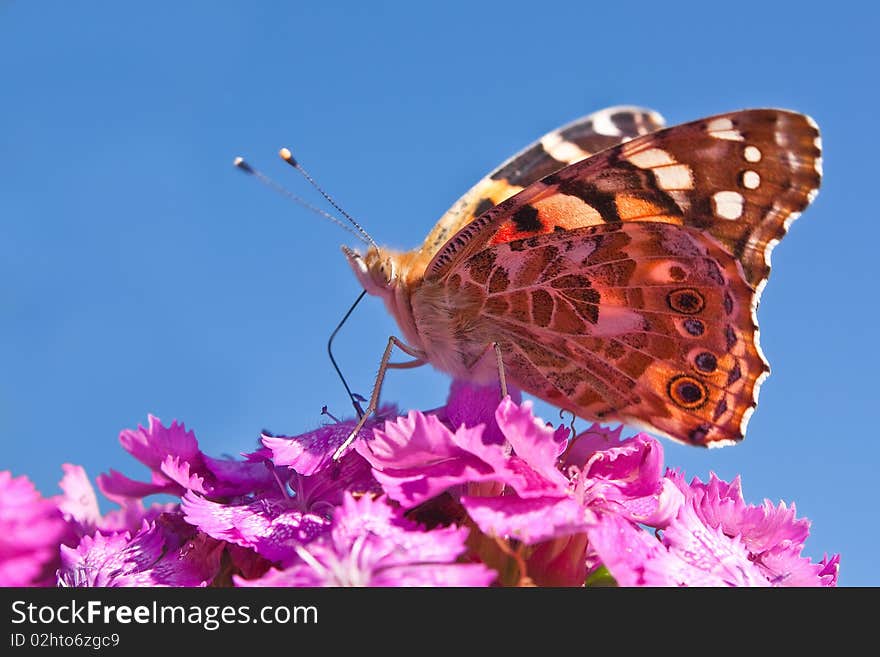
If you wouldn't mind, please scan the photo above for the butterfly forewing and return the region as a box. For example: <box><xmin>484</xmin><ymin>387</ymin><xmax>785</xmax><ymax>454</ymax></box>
<box><xmin>420</xmin><ymin>106</ymin><xmax>667</xmax><ymax>259</ymax></box>
<box><xmin>426</xmin><ymin>109</ymin><xmax>821</xmax><ymax>295</ymax></box>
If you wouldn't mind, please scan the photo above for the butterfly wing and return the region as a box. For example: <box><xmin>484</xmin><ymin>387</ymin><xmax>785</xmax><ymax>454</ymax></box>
<box><xmin>414</xmin><ymin>222</ymin><xmax>764</xmax><ymax>446</ymax></box>
<box><xmin>426</xmin><ymin>109</ymin><xmax>821</xmax><ymax>292</ymax></box>
<box><xmin>419</xmin><ymin>106</ymin><xmax>666</xmax><ymax>258</ymax></box>
<box><xmin>414</xmin><ymin>108</ymin><xmax>821</xmax><ymax>445</ymax></box>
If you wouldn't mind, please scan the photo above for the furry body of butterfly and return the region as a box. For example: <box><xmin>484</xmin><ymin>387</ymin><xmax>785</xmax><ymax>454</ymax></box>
<box><xmin>344</xmin><ymin>106</ymin><xmax>822</xmax><ymax>450</ymax></box>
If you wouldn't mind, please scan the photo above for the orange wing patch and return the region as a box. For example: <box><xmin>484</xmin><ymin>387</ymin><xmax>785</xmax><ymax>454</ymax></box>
<box><xmin>489</xmin><ymin>195</ymin><xmax>606</xmax><ymax>245</ymax></box>
<box><xmin>614</xmin><ymin>194</ymin><xmax>682</xmax><ymax>223</ymax></box>
<box><xmin>420</xmin><ymin>106</ymin><xmax>667</xmax><ymax>259</ymax></box>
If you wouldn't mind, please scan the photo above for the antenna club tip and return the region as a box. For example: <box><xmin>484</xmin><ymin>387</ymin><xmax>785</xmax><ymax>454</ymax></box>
<box><xmin>279</xmin><ymin>147</ymin><xmax>298</xmax><ymax>166</ymax></box>
<box><xmin>233</xmin><ymin>156</ymin><xmax>254</xmax><ymax>174</ymax></box>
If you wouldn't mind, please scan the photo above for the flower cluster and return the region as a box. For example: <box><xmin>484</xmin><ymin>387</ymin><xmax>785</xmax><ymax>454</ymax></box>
<box><xmin>1</xmin><ymin>382</ymin><xmax>839</xmax><ymax>586</ymax></box>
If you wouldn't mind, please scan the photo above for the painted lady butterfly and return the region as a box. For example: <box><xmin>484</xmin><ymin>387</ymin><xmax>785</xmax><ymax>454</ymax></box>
<box><xmin>340</xmin><ymin>106</ymin><xmax>822</xmax><ymax>456</ymax></box>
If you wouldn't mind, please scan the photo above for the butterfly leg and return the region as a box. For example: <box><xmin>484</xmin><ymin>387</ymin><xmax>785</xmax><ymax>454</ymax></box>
<box><xmin>331</xmin><ymin>336</ymin><xmax>426</xmax><ymax>461</ymax></box>
<box><xmin>463</xmin><ymin>341</ymin><xmax>509</xmax><ymax>399</ymax></box>
<box><xmin>493</xmin><ymin>342</ymin><xmax>508</xmax><ymax>398</ymax></box>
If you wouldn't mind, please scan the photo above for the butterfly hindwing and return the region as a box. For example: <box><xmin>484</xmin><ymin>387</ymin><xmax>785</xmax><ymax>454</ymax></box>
<box><xmin>413</xmin><ymin>221</ymin><xmax>765</xmax><ymax>446</ymax></box>
<box><xmin>426</xmin><ymin>108</ymin><xmax>821</xmax><ymax>293</ymax></box>
<box><xmin>420</xmin><ymin>106</ymin><xmax>667</xmax><ymax>259</ymax></box>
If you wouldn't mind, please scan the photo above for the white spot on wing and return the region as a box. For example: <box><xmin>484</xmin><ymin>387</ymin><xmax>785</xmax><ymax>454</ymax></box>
<box><xmin>592</xmin><ymin>110</ymin><xmax>622</xmax><ymax>136</ymax></box>
<box><xmin>707</xmin><ymin>117</ymin><xmax>744</xmax><ymax>141</ymax></box>
<box><xmin>712</xmin><ymin>191</ymin><xmax>744</xmax><ymax>220</ymax></box>
<box><xmin>742</xmin><ymin>170</ymin><xmax>761</xmax><ymax>189</ymax></box>
<box><xmin>627</xmin><ymin>147</ymin><xmax>676</xmax><ymax>168</ymax></box>
<box><xmin>625</xmin><ymin>148</ymin><xmax>694</xmax><ymax>190</ymax></box>
<box><xmin>707</xmin><ymin>117</ymin><xmax>733</xmax><ymax>131</ymax></box>
<box><xmin>654</xmin><ymin>164</ymin><xmax>695</xmax><ymax>190</ymax></box>
<box><xmin>711</xmin><ymin>130</ymin><xmax>744</xmax><ymax>141</ymax></box>
<box><xmin>744</xmin><ymin>145</ymin><xmax>762</xmax><ymax>162</ymax></box>
<box><xmin>540</xmin><ymin>132</ymin><xmax>589</xmax><ymax>163</ymax></box>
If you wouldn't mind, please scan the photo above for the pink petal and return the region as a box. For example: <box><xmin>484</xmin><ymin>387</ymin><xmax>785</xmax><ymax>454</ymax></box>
<box><xmin>57</xmin><ymin>464</ymin><xmax>101</xmax><ymax>531</ymax></box>
<box><xmin>462</xmin><ymin>495</ymin><xmax>592</xmax><ymax>544</ymax></box>
<box><xmin>119</xmin><ymin>415</ymin><xmax>200</xmax><ymax>470</ymax></box>
<box><xmin>438</xmin><ymin>379</ymin><xmax>520</xmax><ymax>446</ymax></box>
<box><xmin>495</xmin><ymin>398</ymin><xmax>570</xmax><ymax>492</ymax></box>
<box><xmin>261</xmin><ymin>406</ymin><xmax>396</xmax><ymax>475</ymax></box>
<box><xmin>97</xmin><ymin>468</ymin><xmax>177</xmax><ymax>502</ymax></box>
<box><xmin>0</xmin><ymin>471</ymin><xmax>68</xmax><ymax>586</ymax></box>
<box><xmin>358</xmin><ymin>411</ymin><xmax>502</xmax><ymax>509</ymax></box>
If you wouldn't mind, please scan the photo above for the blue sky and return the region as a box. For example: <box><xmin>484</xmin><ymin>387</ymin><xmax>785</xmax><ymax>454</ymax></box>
<box><xmin>2</xmin><ymin>1</ymin><xmax>876</xmax><ymax>585</ymax></box>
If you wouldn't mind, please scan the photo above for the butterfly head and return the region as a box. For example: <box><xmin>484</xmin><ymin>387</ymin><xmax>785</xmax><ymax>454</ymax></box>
<box><xmin>342</xmin><ymin>245</ymin><xmax>399</xmax><ymax>297</ymax></box>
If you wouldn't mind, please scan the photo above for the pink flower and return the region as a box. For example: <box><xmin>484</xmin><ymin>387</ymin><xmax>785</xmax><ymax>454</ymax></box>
<box><xmin>358</xmin><ymin>393</ymin><xmax>678</xmax><ymax>547</ymax></box>
<box><xmin>57</xmin><ymin>513</ymin><xmax>224</xmax><ymax>587</ymax></box>
<box><xmin>259</xmin><ymin>405</ymin><xmax>397</xmax><ymax>475</ymax></box>
<box><xmin>58</xmin><ymin>464</ymin><xmax>174</xmax><ymax>536</ymax></box>
<box><xmin>818</xmin><ymin>554</ymin><xmax>840</xmax><ymax>586</ymax></box>
<box><xmin>181</xmin><ymin>492</ymin><xmax>331</xmax><ymax>566</ymax></box>
<box><xmin>3</xmin><ymin>380</ymin><xmax>840</xmax><ymax>587</ymax></box>
<box><xmin>668</xmin><ymin>472</ymin><xmax>838</xmax><ymax>586</ymax></box>
<box><xmin>588</xmin><ymin>511</ymin><xmax>768</xmax><ymax>586</ymax></box>
<box><xmin>358</xmin><ymin>397</ymin><xmax>571</xmax><ymax>504</ymax></box>
<box><xmin>434</xmin><ymin>379</ymin><xmax>521</xmax><ymax>446</ymax></box>
<box><xmin>0</xmin><ymin>472</ymin><xmax>69</xmax><ymax>586</ymax></box>
<box><xmin>97</xmin><ymin>415</ymin><xmax>274</xmax><ymax>502</ymax></box>
<box><xmin>182</xmin><ymin>440</ymin><xmax>381</xmax><ymax>566</ymax></box>
<box><xmin>565</xmin><ymin>429</ymin><xmax>684</xmax><ymax>527</ymax></box>
<box><xmin>589</xmin><ymin>472</ymin><xmax>840</xmax><ymax>587</ymax></box>
<box><xmin>236</xmin><ymin>493</ymin><xmax>496</xmax><ymax>587</ymax></box>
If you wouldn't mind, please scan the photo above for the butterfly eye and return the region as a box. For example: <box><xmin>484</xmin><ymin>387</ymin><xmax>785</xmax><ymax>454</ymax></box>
<box><xmin>378</xmin><ymin>259</ymin><xmax>396</xmax><ymax>283</ymax></box>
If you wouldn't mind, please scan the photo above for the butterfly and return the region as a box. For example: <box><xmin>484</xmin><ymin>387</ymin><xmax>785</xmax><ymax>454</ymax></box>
<box><xmin>340</xmin><ymin>106</ymin><xmax>822</xmax><ymax>455</ymax></box>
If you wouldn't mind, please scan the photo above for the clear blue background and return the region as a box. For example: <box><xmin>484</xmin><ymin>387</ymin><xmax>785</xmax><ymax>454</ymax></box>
<box><xmin>2</xmin><ymin>1</ymin><xmax>876</xmax><ymax>585</ymax></box>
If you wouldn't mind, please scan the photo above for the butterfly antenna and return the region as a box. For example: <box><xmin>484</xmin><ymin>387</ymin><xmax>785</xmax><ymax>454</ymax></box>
<box><xmin>328</xmin><ymin>289</ymin><xmax>368</xmax><ymax>418</ymax></box>
<box><xmin>233</xmin><ymin>156</ymin><xmax>370</xmax><ymax>245</ymax></box>
<box><xmin>278</xmin><ymin>148</ymin><xmax>379</xmax><ymax>250</ymax></box>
